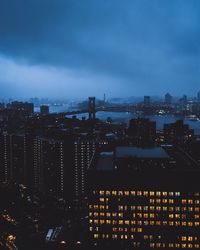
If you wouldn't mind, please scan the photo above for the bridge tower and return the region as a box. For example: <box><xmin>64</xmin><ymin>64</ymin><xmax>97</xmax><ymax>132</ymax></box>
<box><xmin>88</xmin><ymin>97</ymin><xmax>96</xmax><ymax>120</ymax></box>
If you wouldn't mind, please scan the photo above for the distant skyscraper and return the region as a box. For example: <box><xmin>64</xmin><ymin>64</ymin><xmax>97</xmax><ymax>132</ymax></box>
<box><xmin>40</xmin><ymin>105</ymin><xmax>49</xmax><ymax>115</ymax></box>
<box><xmin>144</xmin><ymin>96</ymin><xmax>150</xmax><ymax>106</ymax></box>
<box><xmin>165</xmin><ymin>93</ymin><xmax>172</xmax><ymax>105</ymax></box>
<box><xmin>197</xmin><ymin>91</ymin><xmax>200</xmax><ymax>102</ymax></box>
<box><xmin>127</xmin><ymin>118</ymin><xmax>156</xmax><ymax>147</ymax></box>
<box><xmin>179</xmin><ymin>95</ymin><xmax>187</xmax><ymax>111</ymax></box>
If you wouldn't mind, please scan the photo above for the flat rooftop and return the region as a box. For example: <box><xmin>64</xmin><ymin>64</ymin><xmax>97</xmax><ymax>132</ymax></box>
<box><xmin>95</xmin><ymin>147</ymin><xmax>170</xmax><ymax>171</ymax></box>
<box><xmin>116</xmin><ymin>147</ymin><xmax>170</xmax><ymax>159</ymax></box>
<box><xmin>96</xmin><ymin>152</ymin><xmax>114</xmax><ymax>170</ymax></box>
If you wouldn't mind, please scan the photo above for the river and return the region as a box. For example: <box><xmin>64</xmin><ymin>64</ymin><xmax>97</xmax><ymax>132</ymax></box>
<box><xmin>34</xmin><ymin>106</ymin><xmax>200</xmax><ymax>135</ymax></box>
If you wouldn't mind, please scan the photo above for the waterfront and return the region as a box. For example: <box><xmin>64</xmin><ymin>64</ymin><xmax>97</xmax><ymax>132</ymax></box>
<box><xmin>34</xmin><ymin>106</ymin><xmax>200</xmax><ymax>135</ymax></box>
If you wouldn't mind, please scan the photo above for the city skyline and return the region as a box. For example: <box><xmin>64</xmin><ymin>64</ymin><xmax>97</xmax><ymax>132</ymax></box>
<box><xmin>0</xmin><ymin>0</ymin><xmax>200</xmax><ymax>98</ymax></box>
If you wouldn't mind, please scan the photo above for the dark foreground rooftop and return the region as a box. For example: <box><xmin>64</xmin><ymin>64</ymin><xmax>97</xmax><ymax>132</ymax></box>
<box><xmin>116</xmin><ymin>146</ymin><xmax>170</xmax><ymax>159</ymax></box>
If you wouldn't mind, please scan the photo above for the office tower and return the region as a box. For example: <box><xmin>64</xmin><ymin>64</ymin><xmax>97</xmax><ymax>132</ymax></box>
<box><xmin>87</xmin><ymin>146</ymin><xmax>200</xmax><ymax>249</ymax></box>
<box><xmin>164</xmin><ymin>120</ymin><xmax>194</xmax><ymax>145</ymax></box>
<box><xmin>144</xmin><ymin>96</ymin><xmax>150</xmax><ymax>106</ymax></box>
<box><xmin>40</xmin><ymin>105</ymin><xmax>49</xmax><ymax>115</ymax></box>
<box><xmin>127</xmin><ymin>118</ymin><xmax>156</xmax><ymax>147</ymax></box>
<box><xmin>88</xmin><ymin>97</ymin><xmax>96</xmax><ymax>120</ymax></box>
<box><xmin>165</xmin><ymin>93</ymin><xmax>172</xmax><ymax>105</ymax></box>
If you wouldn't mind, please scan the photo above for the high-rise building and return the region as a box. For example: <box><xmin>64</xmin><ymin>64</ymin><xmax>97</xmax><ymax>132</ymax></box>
<box><xmin>0</xmin><ymin>132</ymin><xmax>28</xmax><ymax>184</ymax></box>
<box><xmin>0</xmin><ymin>132</ymin><xmax>12</xmax><ymax>183</ymax></box>
<box><xmin>197</xmin><ymin>91</ymin><xmax>200</xmax><ymax>103</ymax></box>
<box><xmin>127</xmin><ymin>118</ymin><xmax>156</xmax><ymax>147</ymax></box>
<box><xmin>0</xmin><ymin>102</ymin><xmax>5</xmax><ymax>110</ymax></box>
<box><xmin>165</xmin><ymin>93</ymin><xmax>172</xmax><ymax>105</ymax></box>
<box><xmin>32</xmin><ymin>137</ymin><xmax>68</xmax><ymax>198</ymax></box>
<box><xmin>179</xmin><ymin>95</ymin><xmax>187</xmax><ymax>112</ymax></box>
<box><xmin>164</xmin><ymin>120</ymin><xmax>194</xmax><ymax>145</ymax></box>
<box><xmin>73</xmin><ymin>138</ymin><xmax>97</xmax><ymax>198</ymax></box>
<box><xmin>87</xmin><ymin>147</ymin><xmax>200</xmax><ymax>249</ymax></box>
<box><xmin>144</xmin><ymin>96</ymin><xmax>150</xmax><ymax>106</ymax></box>
<box><xmin>40</xmin><ymin>105</ymin><xmax>49</xmax><ymax>115</ymax></box>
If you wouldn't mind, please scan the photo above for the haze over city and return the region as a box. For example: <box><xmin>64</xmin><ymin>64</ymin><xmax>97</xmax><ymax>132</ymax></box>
<box><xmin>0</xmin><ymin>0</ymin><xmax>200</xmax><ymax>99</ymax></box>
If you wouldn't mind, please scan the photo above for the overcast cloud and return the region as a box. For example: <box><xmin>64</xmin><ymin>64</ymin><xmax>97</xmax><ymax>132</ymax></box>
<box><xmin>0</xmin><ymin>0</ymin><xmax>200</xmax><ymax>99</ymax></box>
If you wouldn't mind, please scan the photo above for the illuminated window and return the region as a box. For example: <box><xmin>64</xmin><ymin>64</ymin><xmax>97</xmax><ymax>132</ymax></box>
<box><xmin>163</xmin><ymin>221</ymin><xmax>167</xmax><ymax>226</ymax></box>
<box><xmin>188</xmin><ymin>222</ymin><xmax>193</xmax><ymax>227</ymax></box>
<box><xmin>118</xmin><ymin>212</ymin><xmax>123</xmax><ymax>218</ymax></box>
<box><xmin>119</xmin><ymin>220</ymin><xmax>123</xmax><ymax>225</ymax></box>
<box><xmin>106</xmin><ymin>220</ymin><xmax>111</xmax><ymax>224</ymax></box>
<box><xmin>150</xmin><ymin>199</ymin><xmax>155</xmax><ymax>204</ymax></box>
<box><xmin>156</xmin><ymin>191</ymin><xmax>161</xmax><ymax>196</ymax></box>
<box><xmin>182</xmin><ymin>236</ymin><xmax>187</xmax><ymax>241</ymax></box>
<box><xmin>131</xmin><ymin>206</ymin><xmax>136</xmax><ymax>211</ymax></box>
<box><xmin>131</xmin><ymin>191</ymin><xmax>136</xmax><ymax>196</ymax></box>
<box><xmin>106</xmin><ymin>191</ymin><xmax>111</xmax><ymax>196</ymax></box>
<box><xmin>94</xmin><ymin>234</ymin><xmax>99</xmax><ymax>239</ymax></box>
<box><xmin>112</xmin><ymin>220</ymin><xmax>117</xmax><ymax>225</ymax></box>
<box><xmin>124</xmin><ymin>220</ymin><xmax>130</xmax><ymax>225</ymax></box>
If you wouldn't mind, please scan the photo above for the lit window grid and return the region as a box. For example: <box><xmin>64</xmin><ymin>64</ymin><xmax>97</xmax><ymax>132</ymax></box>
<box><xmin>88</xmin><ymin>190</ymin><xmax>200</xmax><ymax>248</ymax></box>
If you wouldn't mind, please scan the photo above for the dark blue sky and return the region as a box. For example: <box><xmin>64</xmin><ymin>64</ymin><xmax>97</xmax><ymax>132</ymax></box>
<box><xmin>0</xmin><ymin>0</ymin><xmax>200</xmax><ymax>99</ymax></box>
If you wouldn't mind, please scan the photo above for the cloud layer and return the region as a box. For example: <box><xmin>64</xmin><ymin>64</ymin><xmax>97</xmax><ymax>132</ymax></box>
<box><xmin>0</xmin><ymin>0</ymin><xmax>200</xmax><ymax>98</ymax></box>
